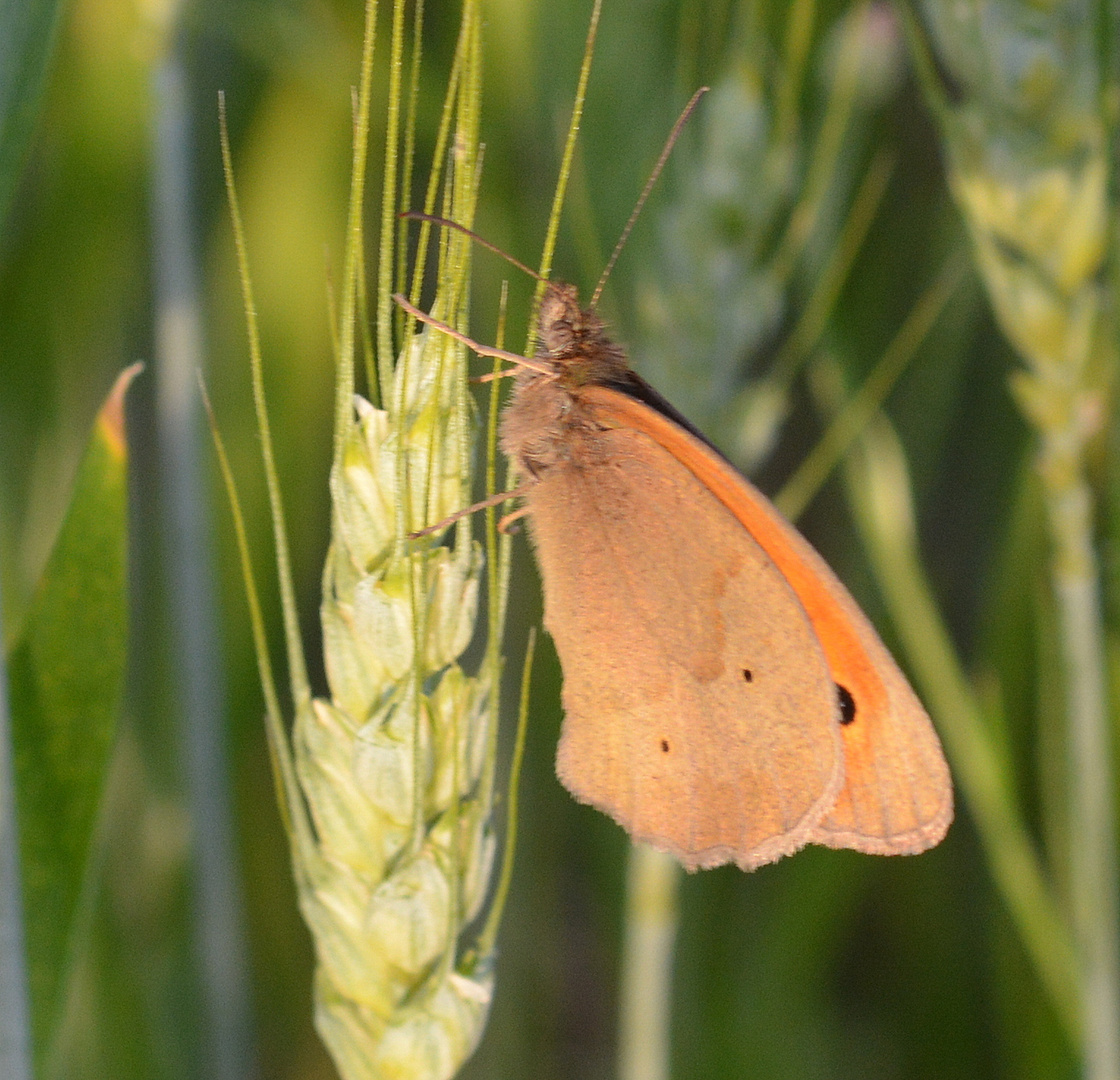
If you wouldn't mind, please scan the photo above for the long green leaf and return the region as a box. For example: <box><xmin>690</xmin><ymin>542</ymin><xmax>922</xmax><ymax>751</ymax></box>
<box><xmin>6</xmin><ymin>364</ymin><xmax>138</xmax><ymax>1065</ymax></box>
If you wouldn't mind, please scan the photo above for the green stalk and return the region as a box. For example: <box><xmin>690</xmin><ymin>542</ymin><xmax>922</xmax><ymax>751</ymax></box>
<box><xmin>533</xmin><ymin>0</ymin><xmax>603</xmax><ymax>310</ymax></box>
<box><xmin>1043</xmin><ymin>445</ymin><xmax>1119</xmax><ymax>1079</ymax></box>
<box><xmin>152</xmin><ymin>34</ymin><xmax>253</xmax><ymax>1079</ymax></box>
<box><xmin>475</xmin><ymin>628</ymin><xmax>535</xmax><ymax>961</ymax></box>
<box><xmin>768</xmin><ymin>1</ymin><xmax>872</xmax><ymax>283</ymax></box>
<box><xmin>617</xmin><ymin>846</ymin><xmax>679</xmax><ymax>1080</ymax></box>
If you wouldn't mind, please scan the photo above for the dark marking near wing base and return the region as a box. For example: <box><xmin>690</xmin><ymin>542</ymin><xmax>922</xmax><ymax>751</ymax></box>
<box><xmin>837</xmin><ymin>684</ymin><xmax>856</xmax><ymax>725</ymax></box>
<box><xmin>660</xmin><ymin>739</ymin><xmax>670</xmax><ymax>753</ymax></box>
<box><xmin>742</xmin><ymin>668</ymin><xmax>753</xmax><ymax>683</ymax></box>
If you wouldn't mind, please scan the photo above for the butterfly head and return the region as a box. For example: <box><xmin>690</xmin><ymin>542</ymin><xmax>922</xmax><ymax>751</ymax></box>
<box><xmin>535</xmin><ymin>283</ymin><xmax>629</xmax><ymax>386</ymax></box>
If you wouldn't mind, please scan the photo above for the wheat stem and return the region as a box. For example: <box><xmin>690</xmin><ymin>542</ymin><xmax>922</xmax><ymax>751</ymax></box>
<box><xmin>617</xmin><ymin>845</ymin><xmax>680</xmax><ymax>1080</ymax></box>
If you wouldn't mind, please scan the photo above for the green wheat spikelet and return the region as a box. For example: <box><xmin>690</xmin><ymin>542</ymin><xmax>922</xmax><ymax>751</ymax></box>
<box><xmin>300</xmin><ymin>323</ymin><xmax>493</xmax><ymax>1078</ymax></box>
<box><xmin>217</xmin><ymin>3</ymin><xmax>501</xmax><ymax>1076</ymax></box>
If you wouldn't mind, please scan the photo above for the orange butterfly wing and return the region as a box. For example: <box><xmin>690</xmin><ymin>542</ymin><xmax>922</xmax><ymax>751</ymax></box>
<box><xmin>581</xmin><ymin>386</ymin><xmax>952</xmax><ymax>855</ymax></box>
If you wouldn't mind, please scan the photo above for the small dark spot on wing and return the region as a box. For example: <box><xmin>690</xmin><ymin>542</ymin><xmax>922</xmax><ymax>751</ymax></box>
<box><xmin>837</xmin><ymin>684</ymin><xmax>856</xmax><ymax>725</ymax></box>
<box><xmin>741</xmin><ymin>668</ymin><xmax>753</xmax><ymax>683</ymax></box>
<box><xmin>660</xmin><ymin>738</ymin><xmax>670</xmax><ymax>753</ymax></box>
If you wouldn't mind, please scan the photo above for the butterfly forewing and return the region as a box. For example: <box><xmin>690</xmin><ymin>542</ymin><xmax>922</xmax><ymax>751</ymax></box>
<box><xmin>524</xmin><ymin>416</ymin><xmax>846</xmax><ymax>871</ymax></box>
<box><xmin>585</xmin><ymin>387</ymin><xmax>953</xmax><ymax>855</ymax></box>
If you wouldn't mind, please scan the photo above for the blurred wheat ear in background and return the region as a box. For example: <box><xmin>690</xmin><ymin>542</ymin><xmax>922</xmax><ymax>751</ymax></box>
<box><xmin>903</xmin><ymin>4</ymin><xmax>1119</xmax><ymax>1077</ymax></box>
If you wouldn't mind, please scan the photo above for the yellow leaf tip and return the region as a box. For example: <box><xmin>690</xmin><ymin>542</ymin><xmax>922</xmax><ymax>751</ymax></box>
<box><xmin>98</xmin><ymin>363</ymin><xmax>144</xmax><ymax>458</ymax></box>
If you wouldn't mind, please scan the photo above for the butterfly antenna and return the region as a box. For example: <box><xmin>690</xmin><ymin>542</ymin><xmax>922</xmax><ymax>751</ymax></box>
<box><xmin>399</xmin><ymin>211</ymin><xmax>545</xmax><ymax>283</ymax></box>
<box><xmin>589</xmin><ymin>86</ymin><xmax>709</xmax><ymax>310</ymax></box>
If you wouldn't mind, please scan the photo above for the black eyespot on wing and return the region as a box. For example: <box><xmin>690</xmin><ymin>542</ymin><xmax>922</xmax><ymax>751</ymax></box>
<box><xmin>837</xmin><ymin>684</ymin><xmax>856</xmax><ymax>725</ymax></box>
<box><xmin>660</xmin><ymin>739</ymin><xmax>670</xmax><ymax>753</ymax></box>
<box><xmin>742</xmin><ymin>668</ymin><xmax>753</xmax><ymax>683</ymax></box>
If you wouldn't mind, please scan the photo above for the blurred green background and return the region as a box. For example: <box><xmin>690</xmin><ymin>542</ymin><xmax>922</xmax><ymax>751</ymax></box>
<box><xmin>2</xmin><ymin>0</ymin><xmax>1109</xmax><ymax>1077</ymax></box>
